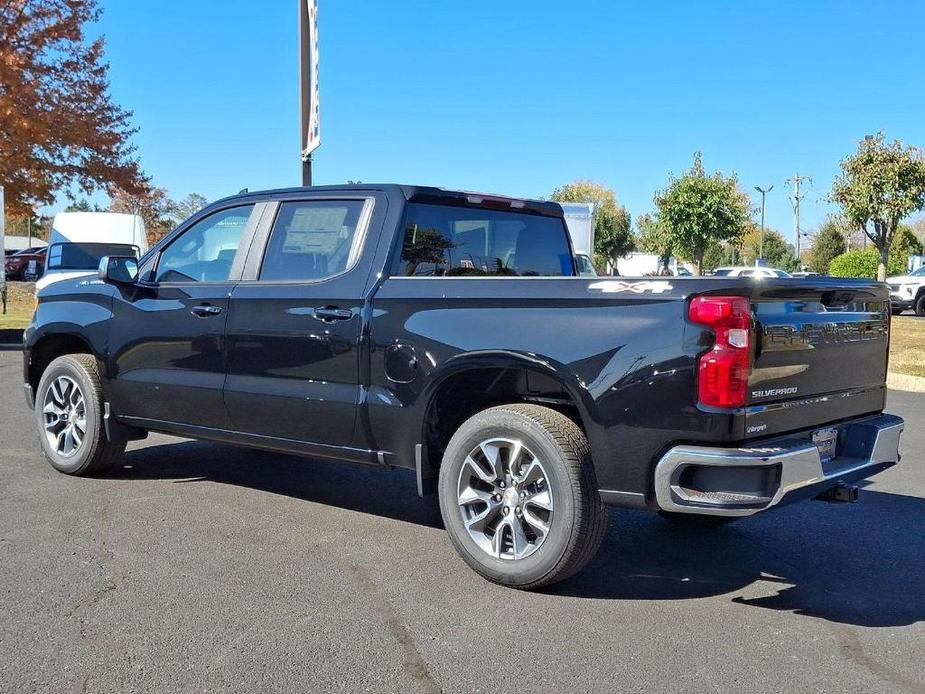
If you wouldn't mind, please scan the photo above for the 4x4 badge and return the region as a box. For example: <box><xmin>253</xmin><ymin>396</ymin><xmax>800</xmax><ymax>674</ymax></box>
<box><xmin>588</xmin><ymin>280</ymin><xmax>673</xmax><ymax>294</ymax></box>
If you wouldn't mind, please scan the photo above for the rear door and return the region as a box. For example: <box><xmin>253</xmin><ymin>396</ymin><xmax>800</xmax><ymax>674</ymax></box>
<box><xmin>108</xmin><ymin>203</ymin><xmax>263</xmax><ymax>429</ymax></box>
<box><xmin>743</xmin><ymin>279</ymin><xmax>890</xmax><ymax>437</ymax></box>
<box><xmin>223</xmin><ymin>193</ymin><xmax>383</xmax><ymax>449</ymax></box>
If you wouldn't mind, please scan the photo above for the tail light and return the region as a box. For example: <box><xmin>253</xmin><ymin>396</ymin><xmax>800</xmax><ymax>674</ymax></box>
<box><xmin>689</xmin><ymin>295</ymin><xmax>751</xmax><ymax>408</ymax></box>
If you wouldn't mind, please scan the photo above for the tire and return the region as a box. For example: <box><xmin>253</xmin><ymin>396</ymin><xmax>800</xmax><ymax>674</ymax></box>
<box><xmin>437</xmin><ymin>404</ymin><xmax>607</xmax><ymax>589</ymax></box>
<box><xmin>891</xmin><ymin>306</ymin><xmax>904</xmax><ymax>316</ymax></box>
<box><xmin>658</xmin><ymin>511</ymin><xmax>738</xmax><ymax>530</ymax></box>
<box><xmin>35</xmin><ymin>354</ymin><xmax>125</xmax><ymax>476</ymax></box>
<box><xmin>915</xmin><ymin>294</ymin><xmax>925</xmax><ymax>317</ymax></box>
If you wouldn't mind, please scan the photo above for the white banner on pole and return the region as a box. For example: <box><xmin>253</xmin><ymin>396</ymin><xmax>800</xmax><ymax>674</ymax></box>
<box><xmin>300</xmin><ymin>0</ymin><xmax>320</xmax><ymax>159</ymax></box>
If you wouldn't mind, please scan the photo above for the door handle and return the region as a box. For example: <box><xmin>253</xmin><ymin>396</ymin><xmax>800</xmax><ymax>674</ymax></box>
<box><xmin>191</xmin><ymin>304</ymin><xmax>223</xmax><ymax>318</ymax></box>
<box><xmin>313</xmin><ymin>307</ymin><xmax>353</xmax><ymax>322</ymax></box>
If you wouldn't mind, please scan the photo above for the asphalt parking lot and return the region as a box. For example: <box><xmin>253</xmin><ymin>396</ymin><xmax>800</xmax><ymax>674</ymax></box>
<box><xmin>1</xmin><ymin>349</ymin><xmax>923</xmax><ymax>693</ymax></box>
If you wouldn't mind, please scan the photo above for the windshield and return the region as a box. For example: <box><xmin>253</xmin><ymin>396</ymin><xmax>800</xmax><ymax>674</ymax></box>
<box><xmin>909</xmin><ymin>266</ymin><xmax>925</xmax><ymax>277</ymax></box>
<box><xmin>47</xmin><ymin>242</ymin><xmax>139</xmax><ymax>270</ymax></box>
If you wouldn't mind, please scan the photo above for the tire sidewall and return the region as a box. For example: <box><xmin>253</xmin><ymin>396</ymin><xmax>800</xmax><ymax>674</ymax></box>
<box><xmin>915</xmin><ymin>293</ymin><xmax>925</xmax><ymax>317</ymax></box>
<box><xmin>35</xmin><ymin>356</ymin><xmax>102</xmax><ymax>475</ymax></box>
<box><xmin>438</xmin><ymin>408</ymin><xmax>579</xmax><ymax>586</ymax></box>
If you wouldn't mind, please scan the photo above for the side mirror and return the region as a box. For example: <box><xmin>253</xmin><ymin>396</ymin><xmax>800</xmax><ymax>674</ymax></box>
<box><xmin>98</xmin><ymin>255</ymin><xmax>139</xmax><ymax>284</ymax></box>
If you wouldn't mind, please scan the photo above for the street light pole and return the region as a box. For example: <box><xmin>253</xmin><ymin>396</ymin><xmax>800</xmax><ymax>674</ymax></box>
<box><xmin>754</xmin><ymin>185</ymin><xmax>773</xmax><ymax>262</ymax></box>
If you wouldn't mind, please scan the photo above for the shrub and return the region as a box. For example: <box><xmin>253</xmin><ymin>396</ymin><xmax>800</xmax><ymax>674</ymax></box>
<box><xmin>829</xmin><ymin>248</ymin><xmax>906</xmax><ymax>279</ymax></box>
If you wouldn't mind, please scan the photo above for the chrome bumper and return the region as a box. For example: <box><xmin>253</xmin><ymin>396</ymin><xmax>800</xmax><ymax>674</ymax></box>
<box><xmin>655</xmin><ymin>414</ymin><xmax>903</xmax><ymax>517</ymax></box>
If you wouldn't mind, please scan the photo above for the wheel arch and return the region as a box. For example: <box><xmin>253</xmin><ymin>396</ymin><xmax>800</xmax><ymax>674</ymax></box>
<box><xmin>26</xmin><ymin>331</ymin><xmax>98</xmax><ymax>395</ymax></box>
<box><xmin>414</xmin><ymin>350</ymin><xmax>600</xmax><ymax>492</ymax></box>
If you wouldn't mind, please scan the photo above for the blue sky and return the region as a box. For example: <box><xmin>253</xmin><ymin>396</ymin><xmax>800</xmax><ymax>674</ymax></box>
<box><xmin>80</xmin><ymin>0</ymin><xmax>925</xmax><ymax>241</ymax></box>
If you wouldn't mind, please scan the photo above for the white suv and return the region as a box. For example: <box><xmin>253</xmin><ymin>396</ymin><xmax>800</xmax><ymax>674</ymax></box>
<box><xmin>712</xmin><ymin>266</ymin><xmax>792</xmax><ymax>279</ymax></box>
<box><xmin>887</xmin><ymin>266</ymin><xmax>925</xmax><ymax>315</ymax></box>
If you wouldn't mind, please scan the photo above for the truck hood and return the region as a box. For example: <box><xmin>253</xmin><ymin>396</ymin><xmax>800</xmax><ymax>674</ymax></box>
<box><xmin>35</xmin><ymin>270</ymin><xmax>96</xmax><ymax>293</ymax></box>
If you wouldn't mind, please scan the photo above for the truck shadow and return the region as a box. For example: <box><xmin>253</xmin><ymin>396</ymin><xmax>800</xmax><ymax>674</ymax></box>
<box><xmin>553</xmin><ymin>491</ymin><xmax>925</xmax><ymax>627</ymax></box>
<box><xmin>112</xmin><ymin>439</ymin><xmax>923</xmax><ymax>628</ymax></box>
<box><xmin>111</xmin><ymin>438</ymin><xmax>445</xmax><ymax>529</ymax></box>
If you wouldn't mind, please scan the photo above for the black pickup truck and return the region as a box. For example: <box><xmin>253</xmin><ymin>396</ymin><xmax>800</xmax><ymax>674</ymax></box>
<box><xmin>23</xmin><ymin>184</ymin><xmax>903</xmax><ymax>588</ymax></box>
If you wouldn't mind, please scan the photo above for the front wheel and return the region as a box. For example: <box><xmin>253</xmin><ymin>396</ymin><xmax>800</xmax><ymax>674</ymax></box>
<box><xmin>438</xmin><ymin>404</ymin><xmax>607</xmax><ymax>589</ymax></box>
<box><xmin>35</xmin><ymin>354</ymin><xmax>125</xmax><ymax>475</ymax></box>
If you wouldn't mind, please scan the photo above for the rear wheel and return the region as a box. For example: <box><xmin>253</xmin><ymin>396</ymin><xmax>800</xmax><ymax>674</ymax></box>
<box><xmin>438</xmin><ymin>404</ymin><xmax>607</xmax><ymax>589</ymax></box>
<box><xmin>915</xmin><ymin>293</ymin><xmax>925</xmax><ymax>317</ymax></box>
<box><xmin>35</xmin><ymin>354</ymin><xmax>125</xmax><ymax>475</ymax></box>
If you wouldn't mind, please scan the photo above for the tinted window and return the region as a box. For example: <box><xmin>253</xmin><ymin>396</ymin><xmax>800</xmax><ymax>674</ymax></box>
<box><xmin>259</xmin><ymin>200</ymin><xmax>367</xmax><ymax>281</ymax></box>
<box><xmin>576</xmin><ymin>254</ymin><xmax>597</xmax><ymax>277</ymax></box>
<box><xmin>397</xmin><ymin>203</ymin><xmax>574</xmax><ymax>277</ymax></box>
<box><xmin>156</xmin><ymin>205</ymin><xmax>253</xmax><ymax>283</ymax></box>
<box><xmin>47</xmin><ymin>243</ymin><xmax>139</xmax><ymax>270</ymax></box>
<box><xmin>712</xmin><ymin>268</ymin><xmax>733</xmax><ymax>277</ymax></box>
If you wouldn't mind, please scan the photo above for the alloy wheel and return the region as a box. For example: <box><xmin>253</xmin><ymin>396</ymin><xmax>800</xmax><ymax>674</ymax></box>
<box><xmin>42</xmin><ymin>376</ymin><xmax>87</xmax><ymax>458</ymax></box>
<box><xmin>456</xmin><ymin>438</ymin><xmax>554</xmax><ymax>560</ymax></box>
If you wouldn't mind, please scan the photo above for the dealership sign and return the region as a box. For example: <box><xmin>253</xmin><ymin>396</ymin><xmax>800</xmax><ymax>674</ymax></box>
<box><xmin>300</xmin><ymin>0</ymin><xmax>320</xmax><ymax>159</ymax></box>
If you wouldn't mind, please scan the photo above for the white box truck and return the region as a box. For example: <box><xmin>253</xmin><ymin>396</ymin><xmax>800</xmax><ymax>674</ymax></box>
<box><xmin>36</xmin><ymin>212</ymin><xmax>147</xmax><ymax>291</ymax></box>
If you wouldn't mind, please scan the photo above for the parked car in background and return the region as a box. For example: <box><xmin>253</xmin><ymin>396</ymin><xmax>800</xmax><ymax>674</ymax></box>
<box><xmin>36</xmin><ymin>212</ymin><xmax>147</xmax><ymax>292</ymax></box>
<box><xmin>5</xmin><ymin>247</ymin><xmax>47</xmax><ymax>280</ymax></box>
<box><xmin>713</xmin><ymin>266</ymin><xmax>792</xmax><ymax>279</ymax></box>
<box><xmin>791</xmin><ymin>271</ymin><xmax>821</xmax><ymax>278</ymax></box>
<box><xmin>887</xmin><ymin>265</ymin><xmax>925</xmax><ymax>315</ymax></box>
<box><xmin>575</xmin><ymin>253</ymin><xmax>599</xmax><ymax>277</ymax></box>
<box><xmin>22</xmin><ymin>184</ymin><xmax>903</xmax><ymax>590</ymax></box>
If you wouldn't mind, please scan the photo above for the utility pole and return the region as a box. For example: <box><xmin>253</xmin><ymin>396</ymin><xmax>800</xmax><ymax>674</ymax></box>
<box><xmin>786</xmin><ymin>173</ymin><xmax>811</xmax><ymax>267</ymax></box>
<box><xmin>754</xmin><ymin>185</ymin><xmax>773</xmax><ymax>263</ymax></box>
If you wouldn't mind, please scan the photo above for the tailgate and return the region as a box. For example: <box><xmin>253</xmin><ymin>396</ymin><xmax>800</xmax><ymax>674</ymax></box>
<box><xmin>743</xmin><ymin>279</ymin><xmax>890</xmax><ymax>438</ymax></box>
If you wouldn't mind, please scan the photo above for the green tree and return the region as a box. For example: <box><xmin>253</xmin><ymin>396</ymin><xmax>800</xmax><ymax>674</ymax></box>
<box><xmin>653</xmin><ymin>152</ymin><xmax>750</xmax><ymax>274</ymax></box>
<box><xmin>170</xmin><ymin>193</ymin><xmax>209</xmax><ymax>224</ymax></box>
<box><xmin>701</xmin><ymin>240</ymin><xmax>726</xmax><ymax>272</ymax></box>
<box><xmin>550</xmin><ymin>180</ymin><xmax>632</xmax><ymax>271</ymax></box>
<box><xmin>831</xmin><ymin>132</ymin><xmax>925</xmax><ymax>281</ymax></box>
<box><xmin>829</xmin><ymin>248</ymin><xmax>906</xmax><ymax>279</ymax></box>
<box><xmin>635</xmin><ymin>213</ymin><xmax>672</xmax><ymax>270</ymax></box>
<box><xmin>891</xmin><ymin>224</ymin><xmax>922</xmax><ymax>272</ymax></box>
<box><xmin>64</xmin><ymin>199</ymin><xmax>92</xmax><ymax>212</ymax></box>
<box><xmin>739</xmin><ymin>225</ymin><xmax>796</xmax><ymax>270</ymax></box>
<box><xmin>808</xmin><ymin>216</ymin><xmax>848</xmax><ymax>274</ymax></box>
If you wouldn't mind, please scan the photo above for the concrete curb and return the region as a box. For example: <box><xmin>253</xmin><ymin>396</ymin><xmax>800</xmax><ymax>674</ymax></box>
<box><xmin>887</xmin><ymin>371</ymin><xmax>925</xmax><ymax>393</ymax></box>
<box><xmin>0</xmin><ymin>329</ymin><xmax>23</xmax><ymax>346</ymax></box>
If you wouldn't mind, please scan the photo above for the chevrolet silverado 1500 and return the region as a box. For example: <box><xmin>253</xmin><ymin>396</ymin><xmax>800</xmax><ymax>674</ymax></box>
<box><xmin>23</xmin><ymin>185</ymin><xmax>903</xmax><ymax>588</ymax></box>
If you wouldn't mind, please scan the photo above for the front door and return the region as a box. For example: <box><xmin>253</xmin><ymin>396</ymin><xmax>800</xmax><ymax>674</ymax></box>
<box><xmin>224</xmin><ymin>196</ymin><xmax>379</xmax><ymax>448</ymax></box>
<box><xmin>108</xmin><ymin>203</ymin><xmax>261</xmax><ymax>429</ymax></box>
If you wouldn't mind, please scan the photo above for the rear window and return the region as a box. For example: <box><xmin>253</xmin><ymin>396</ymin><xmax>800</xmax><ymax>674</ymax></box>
<box><xmin>47</xmin><ymin>242</ymin><xmax>139</xmax><ymax>270</ymax></box>
<box><xmin>395</xmin><ymin>203</ymin><xmax>574</xmax><ymax>277</ymax></box>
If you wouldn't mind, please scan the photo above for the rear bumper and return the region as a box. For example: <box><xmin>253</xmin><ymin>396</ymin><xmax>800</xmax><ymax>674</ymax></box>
<box><xmin>654</xmin><ymin>413</ymin><xmax>903</xmax><ymax>517</ymax></box>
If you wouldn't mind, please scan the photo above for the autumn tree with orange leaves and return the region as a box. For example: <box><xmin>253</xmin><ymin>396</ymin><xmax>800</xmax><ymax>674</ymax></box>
<box><xmin>0</xmin><ymin>0</ymin><xmax>146</xmax><ymax>216</ymax></box>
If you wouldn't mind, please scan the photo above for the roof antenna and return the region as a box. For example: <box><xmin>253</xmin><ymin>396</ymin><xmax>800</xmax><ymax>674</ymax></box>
<box><xmin>238</xmin><ymin>188</ymin><xmax>248</xmax><ymax>194</ymax></box>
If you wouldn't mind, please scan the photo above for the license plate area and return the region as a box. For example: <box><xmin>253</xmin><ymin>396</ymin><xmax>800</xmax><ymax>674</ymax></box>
<box><xmin>812</xmin><ymin>427</ymin><xmax>839</xmax><ymax>463</ymax></box>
